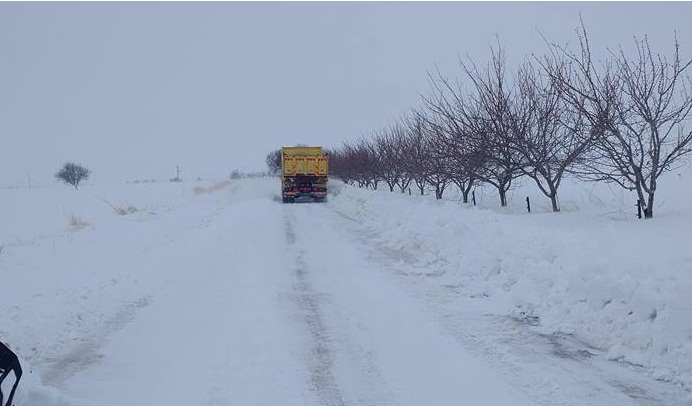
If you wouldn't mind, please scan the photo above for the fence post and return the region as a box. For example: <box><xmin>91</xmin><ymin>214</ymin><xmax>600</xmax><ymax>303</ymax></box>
<box><xmin>472</xmin><ymin>190</ymin><xmax>476</xmax><ymax>206</ymax></box>
<box><xmin>526</xmin><ymin>197</ymin><xmax>531</xmax><ymax>213</ymax></box>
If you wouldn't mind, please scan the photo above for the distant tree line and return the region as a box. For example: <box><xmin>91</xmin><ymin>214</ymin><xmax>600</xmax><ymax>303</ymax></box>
<box><xmin>325</xmin><ymin>24</ymin><xmax>692</xmax><ymax>219</ymax></box>
<box><xmin>266</xmin><ymin>149</ymin><xmax>282</xmax><ymax>176</ymax></box>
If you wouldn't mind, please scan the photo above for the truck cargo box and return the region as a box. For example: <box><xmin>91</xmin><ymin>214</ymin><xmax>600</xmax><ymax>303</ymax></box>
<box><xmin>281</xmin><ymin>146</ymin><xmax>328</xmax><ymax>203</ymax></box>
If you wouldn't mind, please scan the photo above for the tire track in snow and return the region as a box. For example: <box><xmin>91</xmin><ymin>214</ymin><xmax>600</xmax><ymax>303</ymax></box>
<box><xmin>285</xmin><ymin>203</ymin><xmax>399</xmax><ymax>404</ymax></box>
<box><xmin>41</xmin><ymin>295</ymin><xmax>151</xmax><ymax>387</ymax></box>
<box><xmin>284</xmin><ymin>209</ymin><xmax>344</xmax><ymax>406</ymax></box>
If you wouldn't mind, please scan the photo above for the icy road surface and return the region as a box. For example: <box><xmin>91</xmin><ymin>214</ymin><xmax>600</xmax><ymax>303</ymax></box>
<box><xmin>3</xmin><ymin>178</ymin><xmax>689</xmax><ymax>405</ymax></box>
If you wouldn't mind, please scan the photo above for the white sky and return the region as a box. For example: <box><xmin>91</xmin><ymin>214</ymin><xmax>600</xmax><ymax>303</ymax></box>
<box><xmin>2</xmin><ymin>1</ymin><xmax>692</xmax><ymax>186</ymax></box>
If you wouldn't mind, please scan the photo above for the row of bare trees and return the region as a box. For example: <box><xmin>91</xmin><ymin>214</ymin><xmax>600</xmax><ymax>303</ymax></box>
<box><xmin>329</xmin><ymin>25</ymin><xmax>692</xmax><ymax>218</ymax></box>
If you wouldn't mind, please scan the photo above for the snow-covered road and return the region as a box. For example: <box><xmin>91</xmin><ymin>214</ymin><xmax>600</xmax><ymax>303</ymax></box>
<box><xmin>3</xmin><ymin>178</ymin><xmax>690</xmax><ymax>405</ymax></box>
<box><xmin>55</xmin><ymin>187</ymin><xmax>523</xmax><ymax>405</ymax></box>
<box><xmin>283</xmin><ymin>202</ymin><xmax>524</xmax><ymax>405</ymax></box>
<box><xmin>59</xmin><ymin>197</ymin><xmax>310</xmax><ymax>404</ymax></box>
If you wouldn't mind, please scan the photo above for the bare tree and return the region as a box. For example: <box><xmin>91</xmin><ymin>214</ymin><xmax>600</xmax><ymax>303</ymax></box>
<box><xmin>389</xmin><ymin>121</ymin><xmax>415</xmax><ymax>193</ymax></box>
<box><xmin>542</xmin><ymin>23</ymin><xmax>692</xmax><ymax>218</ymax></box>
<box><xmin>513</xmin><ymin>60</ymin><xmax>597</xmax><ymax>212</ymax></box>
<box><xmin>358</xmin><ymin>139</ymin><xmax>381</xmax><ymax>189</ymax></box>
<box><xmin>420</xmin><ymin>95</ymin><xmax>484</xmax><ymax>204</ymax></box>
<box><xmin>330</xmin><ymin>143</ymin><xmax>360</xmax><ymax>186</ymax></box>
<box><xmin>55</xmin><ymin>162</ymin><xmax>91</xmax><ymax>190</ymax></box>
<box><xmin>333</xmin><ymin>139</ymin><xmax>381</xmax><ymax>189</ymax></box>
<box><xmin>403</xmin><ymin>112</ymin><xmax>430</xmax><ymax>195</ymax></box>
<box><xmin>612</xmin><ymin>35</ymin><xmax>692</xmax><ymax>218</ymax></box>
<box><xmin>265</xmin><ymin>149</ymin><xmax>282</xmax><ymax>176</ymax></box>
<box><xmin>373</xmin><ymin>127</ymin><xmax>406</xmax><ymax>192</ymax></box>
<box><xmin>459</xmin><ymin>45</ymin><xmax>525</xmax><ymax>207</ymax></box>
<box><xmin>423</xmin><ymin>122</ymin><xmax>454</xmax><ymax>200</ymax></box>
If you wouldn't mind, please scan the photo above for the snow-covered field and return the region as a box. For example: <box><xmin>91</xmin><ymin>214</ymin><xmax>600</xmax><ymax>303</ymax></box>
<box><xmin>1</xmin><ymin>172</ymin><xmax>691</xmax><ymax>405</ymax></box>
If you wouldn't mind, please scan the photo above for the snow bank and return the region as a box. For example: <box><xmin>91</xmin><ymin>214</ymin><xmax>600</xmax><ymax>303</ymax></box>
<box><xmin>328</xmin><ymin>175</ymin><xmax>692</xmax><ymax>391</ymax></box>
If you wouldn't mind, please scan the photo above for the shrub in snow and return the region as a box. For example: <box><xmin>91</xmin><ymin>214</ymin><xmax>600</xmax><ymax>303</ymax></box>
<box><xmin>55</xmin><ymin>162</ymin><xmax>91</xmax><ymax>190</ymax></box>
<box><xmin>103</xmin><ymin>200</ymin><xmax>138</xmax><ymax>216</ymax></box>
<box><xmin>66</xmin><ymin>214</ymin><xmax>90</xmax><ymax>229</ymax></box>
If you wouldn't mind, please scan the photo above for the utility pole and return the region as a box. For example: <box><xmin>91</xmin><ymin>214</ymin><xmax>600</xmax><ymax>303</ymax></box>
<box><xmin>172</xmin><ymin>165</ymin><xmax>181</xmax><ymax>182</ymax></box>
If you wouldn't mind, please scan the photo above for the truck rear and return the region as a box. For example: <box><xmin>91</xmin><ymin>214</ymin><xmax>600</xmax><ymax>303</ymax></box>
<box><xmin>281</xmin><ymin>146</ymin><xmax>328</xmax><ymax>203</ymax></box>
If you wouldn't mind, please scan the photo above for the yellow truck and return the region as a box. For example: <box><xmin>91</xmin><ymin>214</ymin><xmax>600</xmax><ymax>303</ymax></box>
<box><xmin>281</xmin><ymin>146</ymin><xmax>328</xmax><ymax>203</ymax></box>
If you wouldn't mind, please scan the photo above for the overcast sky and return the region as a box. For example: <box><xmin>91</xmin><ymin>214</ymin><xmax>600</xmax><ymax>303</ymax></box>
<box><xmin>2</xmin><ymin>2</ymin><xmax>692</xmax><ymax>186</ymax></box>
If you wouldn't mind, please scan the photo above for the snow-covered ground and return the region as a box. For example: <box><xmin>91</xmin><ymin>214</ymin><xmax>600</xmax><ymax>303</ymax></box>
<box><xmin>0</xmin><ymin>172</ymin><xmax>691</xmax><ymax>405</ymax></box>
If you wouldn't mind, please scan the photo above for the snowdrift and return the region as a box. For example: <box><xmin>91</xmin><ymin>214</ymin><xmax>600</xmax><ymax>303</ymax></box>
<box><xmin>327</xmin><ymin>172</ymin><xmax>692</xmax><ymax>393</ymax></box>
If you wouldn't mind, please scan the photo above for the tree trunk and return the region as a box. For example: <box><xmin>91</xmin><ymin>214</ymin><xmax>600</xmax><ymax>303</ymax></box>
<box><xmin>550</xmin><ymin>193</ymin><xmax>559</xmax><ymax>212</ymax></box>
<box><xmin>414</xmin><ymin>179</ymin><xmax>425</xmax><ymax>196</ymax></box>
<box><xmin>435</xmin><ymin>184</ymin><xmax>444</xmax><ymax>200</ymax></box>
<box><xmin>499</xmin><ymin>187</ymin><xmax>507</xmax><ymax>207</ymax></box>
<box><xmin>635</xmin><ymin>185</ymin><xmax>654</xmax><ymax>219</ymax></box>
<box><xmin>645</xmin><ymin>192</ymin><xmax>655</xmax><ymax>219</ymax></box>
<box><xmin>460</xmin><ymin>183</ymin><xmax>473</xmax><ymax>204</ymax></box>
